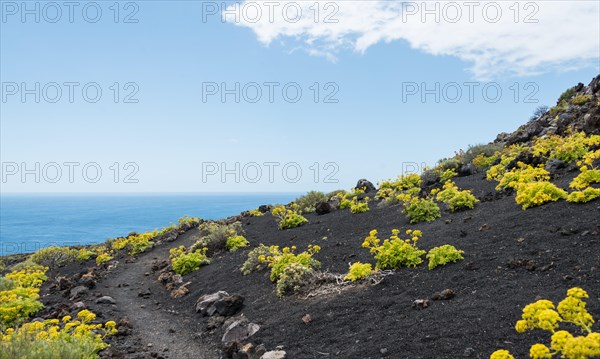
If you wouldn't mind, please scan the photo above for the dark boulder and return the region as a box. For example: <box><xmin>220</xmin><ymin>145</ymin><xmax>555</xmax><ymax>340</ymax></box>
<box><xmin>315</xmin><ymin>202</ymin><xmax>333</xmax><ymax>215</ymax></box>
<box><xmin>258</xmin><ymin>205</ymin><xmax>271</xmax><ymax>213</ymax></box>
<box><xmin>213</xmin><ymin>295</ymin><xmax>244</xmax><ymax>317</ymax></box>
<box><xmin>458</xmin><ymin>163</ymin><xmax>477</xmax><ymax>177</ymax></box>
<box><xmin>355</xmin><ymin>179</ymin><xmax>376</xmax><ymax>193</ymax></box>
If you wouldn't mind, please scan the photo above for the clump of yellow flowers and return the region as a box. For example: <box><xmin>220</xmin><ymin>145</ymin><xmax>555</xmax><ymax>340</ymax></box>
<box><xmin>0</xmin><ymin>266</ymin><xmax>47</xmax><ymax>328</ymax></box>
<box><xmin>260</xmin><ymin>244</ymin><xmax>321</xmax><ymax>282</ymax></box>
<box><xmin>491</xmin><ymin>287</ymin><xmax>600</xmax><ymax>359</ymax></box>
<box><xmin>1</xmin><ymin>310</ymin><xmax>117</xmax><ymax>358</ymax></box>
<box><xmin>271</xmin><ymin>204</ymin><xmax>309</xmax><ymax>230</ymax></box>
<box><xmin>362</xmin><ymin>229</ymin><xmax>426</xmax><ymax>269</ymax></box>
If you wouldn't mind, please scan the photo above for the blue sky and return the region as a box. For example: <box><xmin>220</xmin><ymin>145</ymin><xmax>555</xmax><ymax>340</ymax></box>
<box><xmin>1</xmin><ymin>1</ymin><xmax>599</xmax><ymax>193</ymax></box>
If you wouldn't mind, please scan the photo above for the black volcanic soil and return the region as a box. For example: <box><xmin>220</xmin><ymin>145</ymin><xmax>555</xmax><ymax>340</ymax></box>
<box><xmin>36</xmin><ymin>167</ymin><xmax>600</xmax><ymax>359</ymax></box>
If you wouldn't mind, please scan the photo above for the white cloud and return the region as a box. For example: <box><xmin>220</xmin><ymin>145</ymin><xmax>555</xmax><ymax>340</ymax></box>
<box><xmin>223</xmin><ymin>1</ymin><xmax>600</xmax><ymax>79</ymax></box>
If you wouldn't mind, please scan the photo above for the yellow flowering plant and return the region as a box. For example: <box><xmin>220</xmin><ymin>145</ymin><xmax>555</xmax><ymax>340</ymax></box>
<box><xmin>1</xmin><ymin>266</ymin><xmax>47</xmax><ymax>329</ymax></box>
<box><xmin>570</xmin><ymin>167</ymin><xmax>600</xmax><ymax>190</ymax></box>
<box><xmin>344</xmin><ymin>262</ymin><xmax>374</xmax><ymax>282</ymax></box>
<box><xmin>1</xmin><ymin>310</ymin><xmax>117</xmax><ymax>358</ymax></box>
<box><xmin>426</xmin><ymin>245</ymin><xmax>464</xmax><ymax>270</ymax></box>
<box><xmin>362</xmin><ymin>229</ymin><xmax>426</xmax><ymax>269</ymax></box>
<box><xmin>271</xmin><ymin>205</ymin><xmax>308</xmax><ymax>230</ymax></box>
<box><xmin>495</xmin><ymin>163</ymin><xmax>550</xmax><ymax>191</ymax></box>
<box><xmin>436</xmin><ymin>180</ymin><xmax>479</xmax><ymax>212</ymax></box>
<box><xmin>225</xmin><ymin>233</ymin><xmax>250</xmax><ymax>251</ymax></box>
<box><xmin>169</xmin><ymin>245</ymin><xmax>211</xmax><ymax>276</ymax></box>
<box><xmin>567</xmin><ymin>187</ymin><xmax>600</xmax><ymax>204</ymax></box>
<box><xmin>350</xmin><ymin>196</ymin><xmax>370</xmax><ymax>214</ymax></box>
<box><xmin>248</xmin><ymin>208</ymin><xmax>264</xmax><ymax>217</ymax></box>
<box><xmin>396</xmin><ymin>193</ymin><xmax>441</xmax><ymax>223</ymax></box>
<box><xmin>515</xmin><ymin>182</ymin><xmax>568</xmax><ymax>210</ymax></box>
<box><xmin>492</xmin><ymin>287</ymin><xmax>600</xmax><ymax>359</ymax></box>
<box><xmin>262</xmin><ymin>244</ymin><xmax>321</xmax><ymax>282</ymax></box>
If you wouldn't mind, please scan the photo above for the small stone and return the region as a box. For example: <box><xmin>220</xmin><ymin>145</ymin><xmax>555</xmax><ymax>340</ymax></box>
<box><xmin>479</xmin><ymin>224</ymin><xmax>490</xmax><ymax>231</ymax></box>
<box><xmin>432</xmin><ymin>289</ymin><xmax>455</xmax><ymax>301</ymax></box>
<box><xmin>261</xmin><ymin>351</ymin><xmax>286</xmax><ymax>359</ymax></box>
<box><xmin>463</xmin><ymin>347</ymin><xmax>475</xmax><ymax>357</ymax></box>
<box><xmin>96</xmin><ymin>296</ymin><xmax>116</xmax><ymax>305</ymax></box>
<box><xmin>380</xmin><ymin>348</ymin><xmax>388</xmax><ymax>355</ymax></box>
<box><xmin>302</xmin><ymin>314</ymin><xmax>312</xmax><ymax>324</ymax></box>
<box><xmin>412</xmin><ymin>299</ymin><xmax>430</xmax><ymax>310</ymax></box>
<box><xmin>69</xmin><ymin>286</ymin><xmax>89</xmax><ymax>300</ymax></box>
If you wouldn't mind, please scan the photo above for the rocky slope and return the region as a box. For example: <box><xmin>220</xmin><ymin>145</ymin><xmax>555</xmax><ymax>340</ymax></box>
<box><xmin>4</xmin><ymin>75</ymin><xmax>600</xmax><ymax>359</ymax></box>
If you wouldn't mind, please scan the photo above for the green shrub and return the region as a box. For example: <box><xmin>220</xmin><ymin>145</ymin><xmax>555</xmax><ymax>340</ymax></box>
<box><xmin>570</xmin><ymin>168</ymin><xmax>600</xmax><ymax>189</ymax></box>
<box><xmin>515</xmin><ymin>182</ymin><xmax>568</xmax><ymax>210</ymax></box>
<box><xmin>191</xmin><ymin>222</ymin><xmax>243</xmax><ymax>253</ymax></box>
<box><xmin>30</xmin><ymin>247</ymin><xmax>78</xmax><ymax>269</ymax></box>
<box><xmin>344</xmin><ymin>262</ymin><xmax>373</xmax><ymax>282</ymax></box>
<box><xmin>0</xmin><ymin>310</ymin><xmax>117</xmax><ymax>359</ymax></box>
<box><xmin>572</xmin><ymin>94</ymin><xmax>592</xmax><ymax>105</ymax></box>
<box><xmin>8</xmin><ymin>260</ymin><xmax>37</xmax><ymax>272</ymax></box>
<box><xmin>350</xmin><ymin>196</ymin><xmax>370</xmax><ymax>214</ymax></box>
<box><xmin>240</xmin><ymin>244</ymin><xmax>273</xmax><ymax>275</ymax></box>
<box><xmin>426</xmin><ymin>245</ymin><xmax>464</xmax><ymax>270</ymax></box>
<box><xmin>266</xmin><ymin>245</ymin><xmax>321</xmax><ymax>282</ymax></box>
<box><xmin>557</xmin><ymin>86</ymin><xmax>577</xmax><ymax>104</ymax></box>
<box><xmin>271</xmin><ymin>205</ymin><xmax>308</xmax><ymax>230</ymax></box>
<box><xmin>472</xmin><ymin>152</ymin><xmax>500</xmax><ymax>169</ymax></box>
<box><xmin>111</xmin><ymin>231</ymin><xmax>156</xmax><ymax>255</ymax></box>
<box><xmin>549</xmin><ymin>100</ymin><xmax>568</xmax><ymax>117</ymax></box>
<box><xmin>0</xmin><ymin>278</ymin><xmax>14</xmax><ymax>291</ymax></box>
<box><xmin>397</xmin><ymin>194</ymin><xmax>441</xmax><ymax>223</ymax></box>
<box><xmin>248</xmin><ymin>209</ymin><xmax>264</xmax><ymax>217</ymax></box>
<box><xmin>76</xmin><ymin>248</ymin><xmax>96</xmax><ymax>262</ymax></box>
<box><xmin>567</xmin><ymin>188</ymin><xmax>600</xmax><ymax>203</ymax></box>
<box><xmin>437</xmin><ymin>157</ymin><xmax>462</xmax><ymax>171</ymax></box>
<box><xmin>435</xmin><ymin>181</ymin><xmax>479</xmax><ymax>212</ymax></box>
<box><xmin>0</xmin><ymin>266</ymin><xmax>47</xmax><ymax>329</ymax></box>
<box><xmin>362</xmin><ymin>229</ymin><xmax>426</xmax><ymax>269</ymax></box>
<box><xmin>225</xmin><ymin>235</ymin><xmax>249</xmax><ymax>252</ymax></box>
<box><xmin>275</xmin><ymin>262</ymin><xmax>313</xmax><ymax>297</ymax></box>
<box><xmin>534</xmin><ymin>132</ymin><xmax>591</xmax><ymax>163</ymax></box>
<box><xmin>295</xmin><ymin>191</ymin><xmax>328</xmax><ymax>213</ymax></box>
<box><xmin>169</xmin><ymin>246</ymin><xmax>210</xmax><ymax>276</ymax></box>
<box><xmin>495</xmin><ymin>163</ymin><xmax>550</xmax><ymax>191</ymax></box>
<box><xmin>463</xmin><ymin>143</ymin><xmax>503</xmax><ymax>165</ymax></box>
<box><xmin>439</xmin><ymin>169</ymin><xmax>458</xmax><ymax>182</ymax></box>
<box><xmin>95</xmin><ymin>249</ymin><xmax>113</xmax><ymax>266</ymax></box>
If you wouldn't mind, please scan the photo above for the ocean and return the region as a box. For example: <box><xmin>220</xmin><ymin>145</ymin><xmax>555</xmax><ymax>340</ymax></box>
<box><xmin>0</xmin><ymin>193</ymin><xmax>299</xmax><ymax>256</ymax></box>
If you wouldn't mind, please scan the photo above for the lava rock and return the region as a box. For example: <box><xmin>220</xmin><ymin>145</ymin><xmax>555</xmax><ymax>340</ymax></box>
<box><xmin>96</xmin><ymin>296</ymin><xmax>117</xmax><ymax>305</ymax></box>
<box><xmin>196</xmin><ymin>291</ymin><xmax>229</xmax><ymax>315</ymax></box>
<box><xmin>79</xmin><ymin>276</ymin><xmax>96</xmax><ymax>289</ymax></box>
<box><xmin>213</xmin><ymin>295</ymin><xmax>244</xmax><ymax>317</ymax></box>
<box><xmin>458</xmin><ymin>163</ymin><xmax>477</xmax><ymax>177</ymax></box>
<box><xmin>315</xmin><ymin>202</ymin><xmax>333</xmax><ymax>215</ymax></box>
<box><xmin>261</xmin><ymin>351</ymin><xmax>286</xmax><ymax>359</ymax></box>
<box><xmin>412</xmin><ymin>299</ymin><xmax>430</xmax><ymax>310</ymax></box>
<box><xmin>432</xmin><ymin>289</ymin><xmax>456</xmax><ymax>300</ymax></box>
<box><xmin>420</xmin><ymin>169</ymin><xmax>440</xmax><ymax>188</ymax></box>
<box><xmin>545</xmin><ymin>159</ymin><xmax>567</xmax><ymax>173</ymax></box>
<box><xmin>222</xmin><ymin>320</ymin><xmax>260</xmax><ymax>344</ymax></box>
<box><xmin>258</xmin><ymin>205</ymin><xmax>271</xmax><ymax>213</ymax></box>
<box><xmin>355</xmin><ymin>179</ymin><xmax>376</xmax><ymax>193</ymax></box>
<box><xmin>138</xmin><ymin>288</ymin><xmax>152</xmax><ymax>297</ymax></box>
<box><xmin>69</xmin><ymin>286</ymin><xmax>88</xmax><ymax>300</ymax></box>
